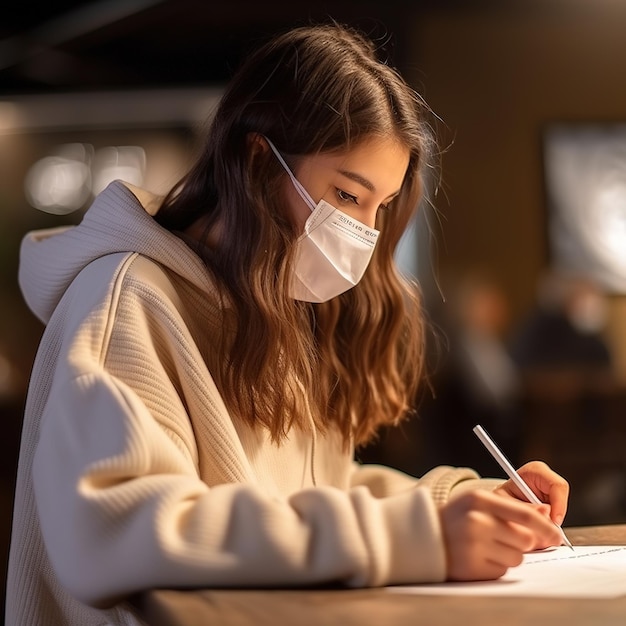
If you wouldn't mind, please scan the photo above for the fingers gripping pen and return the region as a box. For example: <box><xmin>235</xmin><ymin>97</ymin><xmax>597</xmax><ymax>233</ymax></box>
<box><xmin>473</xmin><ymin>424</ymin><xmax>574</xmax><ymax>551</ymax></box>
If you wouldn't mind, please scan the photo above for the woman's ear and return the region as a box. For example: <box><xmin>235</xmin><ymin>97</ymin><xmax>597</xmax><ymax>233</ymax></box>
<box><xmin>246</xmin><ymin>132</ymin><xmax>270</xmax><ymax>157</ymax></box>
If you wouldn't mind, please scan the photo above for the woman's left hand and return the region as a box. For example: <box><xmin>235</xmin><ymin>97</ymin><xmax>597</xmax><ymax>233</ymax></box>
<box><xmin>494</xmin><ymin>460</ymin><xmax>570</xmax><ymax>528</ymax></box>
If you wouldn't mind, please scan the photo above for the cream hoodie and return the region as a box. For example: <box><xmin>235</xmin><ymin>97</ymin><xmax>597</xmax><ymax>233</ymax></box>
<box><xmin>6</xmin><ymin>180</ymin><xmax>493</xmax><ymax>626</ymax></box>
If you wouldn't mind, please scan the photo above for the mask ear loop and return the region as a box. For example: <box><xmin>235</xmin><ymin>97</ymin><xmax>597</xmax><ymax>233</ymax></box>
<box><xmin>265</xmin><ymin>137</ymin><xmax>316</xmax><ymax>212</ymax></box>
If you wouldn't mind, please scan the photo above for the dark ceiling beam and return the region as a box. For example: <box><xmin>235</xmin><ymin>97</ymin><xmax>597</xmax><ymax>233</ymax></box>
<box><xmin>0</xmin><ymin>0</ymin><xmax>166</xmax><ymax>72</ymax></box>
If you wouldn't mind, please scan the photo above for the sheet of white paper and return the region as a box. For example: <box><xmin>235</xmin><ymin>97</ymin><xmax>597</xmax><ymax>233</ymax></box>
<box><xmin>388</xmin><ymin>546</ymin><xmax>626</xmax><ymax>598</ymax></box>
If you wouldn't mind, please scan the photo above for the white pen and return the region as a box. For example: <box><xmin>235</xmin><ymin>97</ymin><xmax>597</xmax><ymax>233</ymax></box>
<box><xmin>473</xmin><ymin>424</ymin><xmax>574</xmax><ymax>551</ymax></box>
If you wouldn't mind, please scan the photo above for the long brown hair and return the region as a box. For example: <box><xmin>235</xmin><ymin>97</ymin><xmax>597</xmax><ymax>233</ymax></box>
<box><xmin>156</xmin><ymin>22</ymin><xmax>435</xmax><ymax>447</ymax></box>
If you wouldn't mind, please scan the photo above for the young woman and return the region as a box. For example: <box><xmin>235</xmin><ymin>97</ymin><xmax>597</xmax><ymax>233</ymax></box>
<box><xmin>6</xmin><ymin>22</ymin><xmax>568</xmax><ymax>626</ymax></box>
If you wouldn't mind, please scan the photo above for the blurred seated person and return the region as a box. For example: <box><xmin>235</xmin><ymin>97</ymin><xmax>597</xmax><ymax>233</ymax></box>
<box><xmin>509</xmin><ymin>268</ymin><xmax>612</xmax><ymax>374</ymax></box>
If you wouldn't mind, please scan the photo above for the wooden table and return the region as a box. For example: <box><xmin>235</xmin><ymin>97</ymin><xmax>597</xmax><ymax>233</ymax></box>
<box><xmin>136</xmin><ymin>525</ymin><xmax>626</xmax><ymax>626</ymax></box>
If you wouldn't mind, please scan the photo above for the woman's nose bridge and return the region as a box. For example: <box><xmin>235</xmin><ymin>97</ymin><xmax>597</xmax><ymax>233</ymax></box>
<box><xmin>362</xmin><ymin>203</ymin><xmax>380</xmax><ymax>229</ymax></box>
<box><xmin>341</xmin><ymin>201</ymin><xmax>379</xmax><ymax>228</ymax></box>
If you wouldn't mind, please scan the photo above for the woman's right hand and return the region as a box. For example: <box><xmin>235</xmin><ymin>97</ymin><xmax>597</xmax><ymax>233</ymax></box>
<box><xmin>439</xmin><ymin>489</ymin><xmax>563</xmax><ymax>581</ymax></box>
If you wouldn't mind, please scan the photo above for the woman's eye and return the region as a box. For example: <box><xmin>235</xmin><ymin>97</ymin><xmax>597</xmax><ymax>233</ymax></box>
<box><xmin>336</xmin><ymin>189</ymin><xmax>357</xmax><ymax>204</ymax></box>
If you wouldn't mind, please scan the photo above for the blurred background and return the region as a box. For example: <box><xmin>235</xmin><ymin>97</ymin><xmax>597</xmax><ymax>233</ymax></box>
<box><xmin>2</xmin><ymin>0</ymin><xmax>626</xmax><ymax>609</ymax></box>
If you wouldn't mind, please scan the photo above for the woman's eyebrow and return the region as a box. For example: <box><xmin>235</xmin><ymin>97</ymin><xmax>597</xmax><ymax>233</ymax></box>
<box><xmin>338</xmin><ymin>169</ymin><xmax>375</xmax><ymax>192</ymax></box>
<box><xmin>338</xmin><ymin>169</ymin><xmax>402</xmax><ymax>198</ymax></box>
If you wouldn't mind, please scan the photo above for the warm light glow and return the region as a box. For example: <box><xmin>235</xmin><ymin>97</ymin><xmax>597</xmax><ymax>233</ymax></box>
<box><xmin>91</xmin><ymin>146</ymin><xmax>146</xmax><ymax>196</ymax></box>
<box><xmin>24</xmin><ymin>143</ymin><xmax>147</xmax><ymax>214</ymax></box>
<box><xmin>24</xmin><ymin>143</ymin><xmax>93</xmax><ymax>214</ymax></box>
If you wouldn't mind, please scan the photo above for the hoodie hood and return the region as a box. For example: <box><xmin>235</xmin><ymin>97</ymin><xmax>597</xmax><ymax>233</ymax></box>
<box><xmin>19</xmin><ymin>180</ymin><xmax>214</xmax><ymax>324</ymax></box>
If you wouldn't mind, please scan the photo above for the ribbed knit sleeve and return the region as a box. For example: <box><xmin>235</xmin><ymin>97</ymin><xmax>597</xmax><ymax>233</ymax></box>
<box><xmin>349</xmin><ymin>460</ymin><xmax>502</xmax><ymax>505</ymax></box>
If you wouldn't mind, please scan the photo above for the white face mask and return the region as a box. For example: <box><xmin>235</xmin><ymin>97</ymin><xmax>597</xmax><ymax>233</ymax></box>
<box><xmin>266</xmin><ymin>139</ymin><xmax>379</xmax><ymax>303</ymax></box>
